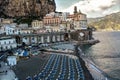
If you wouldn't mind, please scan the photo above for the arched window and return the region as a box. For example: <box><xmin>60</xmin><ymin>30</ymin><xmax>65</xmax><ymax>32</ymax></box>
<box><xmin>6</xmin><ymin>46</ymin><xmax>8</xmax><ymax>50</ymax></box>
<box><xmin>4</xmin><ymin>41</ymin><xmax>6</xmax><ymax>44</ymax></box>
<box><xmin>10</xmin><ymin>46</ymin><xmax>12</xmax><ymax>49</ymax></box>
<box><xmin>13</xmin><ymin>30</ymin><xmax>15</xmax><ymax>33</ymax></box>
<box><xmin>1</xmin><ymin>47</ymin><xmax>3</xmax><ymax>51</ymax></box>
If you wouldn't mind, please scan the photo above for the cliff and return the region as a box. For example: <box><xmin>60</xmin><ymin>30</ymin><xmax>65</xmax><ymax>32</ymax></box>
<box><xmin>0</xmin><ymin>0</ymin><xmax>56</xmax><ymax>18</ymax></box>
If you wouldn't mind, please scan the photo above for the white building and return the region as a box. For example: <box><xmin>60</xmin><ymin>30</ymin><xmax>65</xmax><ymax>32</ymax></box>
<box><xmin>0</xmin><ymin>37</ymin><xmax>17</xmax><ymax>51</ymax></box>
<box><xmin>60</xmin><ymin>24</ymin><xmax>66</xmax><ymax>32</ymax></box>
<box><xmin>46</xmin><ymin>12</ymin><xmax>60</xmax><ymax>17</ymax></box>
<box><xmin>18</xmin><ymin>24</ymin><xmax>28</xmax><ymax>28</ymax></box>
<box><xmin>45</xmin><ymin>26</ymin><xmax>52</xmax><ymax>32</ymax></box>
<box><xmin>72</xmin><ymin>12</ymin><xmax>88</xmax><ymax>30</ymax></box>
<box><xmin>21</xmin><ymin>28</ymin><xmax>33</xmax><ymax>34</ymax></box>
<box><xmin>78</xmin><ymin>13</ymin><xmax>88</xmax><ymax>29</ymax></box>
<box><xmin>60</xmin><ymin>12</ymin><xmax>70</xmax><ymax>21</ymax></box>
<box><xmin>7</xmin><ymin>56</ymin><xmax>17</xmax><ymax>66</ymax></box>
<box><xmin>2</xmin><ymin>24</ymin><xmax>22</xmax><ymax>35</ymax></box>
<box><xmin>0</xmin><ymin>27</ymin><xmax>4</xmax><ymax>34</ymax></box>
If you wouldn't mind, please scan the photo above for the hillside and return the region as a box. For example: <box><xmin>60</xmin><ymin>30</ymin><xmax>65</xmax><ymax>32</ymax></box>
<box><xmin>88</xmin><ymin>12</ymin><xmax>120</xmax><ymax>31</ymax></box>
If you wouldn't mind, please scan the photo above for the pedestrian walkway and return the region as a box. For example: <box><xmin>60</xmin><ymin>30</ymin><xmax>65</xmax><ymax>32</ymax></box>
<box><xmin>0</xmin><ymin>62</ymin><xmax>17</xmax><ymax>80</ymax></box>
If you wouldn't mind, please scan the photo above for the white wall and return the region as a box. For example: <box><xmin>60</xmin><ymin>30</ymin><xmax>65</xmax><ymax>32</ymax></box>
<box><xmin>22</xmin><ymin>37</ymin><xmax>30</xmax><ymax>44</ymax></box>
<box><xmin>57</xmin><ymin>35</ymin><xmax>60</xmax><ymax>41</ymax></box>
<box><xmin>31</xmin><ymin>37</ymin><xmax>37</xmax><ymax>44</ymax></box>
<box><xmin>7</xmin><ymin>56</ymin><xmax>17</xmax><ymax>66</ymax></box>
<box><xmin>80</xmin><ymin>21</ymin><xmax>87</xmax><ymax>29</ymax></box>
<box><xmin>52</xmin><ymin>36</ymin><xmax>56</xmax><ymax>42</ymax></box>
<box><xmin>3</xmin><ymin>24</ymin><xmax>22</xmax><ymax>35</ymax></box>
<box><xmin>61</xmin><ymin>35</ymin><xmax>64</xmax><ymax>41</ymax></box>
<box><xmin>0</xmin><ymin>38</ymin><xmax>17</xmax><ymax>51</ymax></box>
<box><xmin>47</xmin><ymin>36</ymin><xmax>50</xmax><ymax>43</ymax></box>
<box><xmin>41</xmin><ymin>36</ymin><xmax>44</xmax><ymax>43</ymax></box>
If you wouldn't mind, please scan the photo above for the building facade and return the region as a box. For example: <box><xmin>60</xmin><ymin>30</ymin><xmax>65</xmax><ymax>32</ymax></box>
<box><xmin>43</xmin><ymin>16</ymin><xmax>61</xmax><ymax>26</ymax></box>
<box><xmin>67</xmin><ymin>6</ymin><xmax>88</xmax><ymax>30</ymax></box>
<box><xmin>32</xmin><ymin>20</ymin><xmax>44</xmax><ymax>29</ymax></box>
<box><xmin>21</xmin><ymin>32</ymin><xmax>65</xmax><ymax>45</ymax></box>
<box><xmin>21</xmin><ymin>28</ymin><xmax>33</xmax><ymax>34</ymax></box>
<box><xmin>2</xmin><ymin>24</ymin><xmax>22</xmax><ymax>35</ymax></box>
<box><xmin>60</xmin><ymin>12</ymin><xmax>70</xmax><ymax>21</ymax></box>
<box><xmin>0</xmin><ymin>27</ymin><xmax>4</xmax><ymax>35</ymax></box>
<box><xmin>0</xmin><ymin>37</ymin><xmax>17</xmax><ymax>51</ymax></box>
<box><xmin>18</xmin><ymin>24</ymin><xmax>28</xmax><ymax>28</ymax></box>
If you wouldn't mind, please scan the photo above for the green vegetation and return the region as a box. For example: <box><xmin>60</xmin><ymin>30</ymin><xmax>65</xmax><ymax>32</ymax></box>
<box><xmin>88</xmin><ymin>12</ymin><xmax>120</xmax><ymax>31</ymax></box>
<box><xmin>14</xmin><ymin>16</ymin><xmax>42</xmax><ymax>25</ymax></box>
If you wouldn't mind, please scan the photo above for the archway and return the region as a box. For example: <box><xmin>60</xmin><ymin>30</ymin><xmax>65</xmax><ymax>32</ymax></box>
<box><xmin>15</xmin><ymin>36</ymin><xmax>21</xmax><ymax>44</ymax></box>
<box><xmin>64</xmin><ymin>33</ymin><xmax>69</xmax><ymax>41</ymax></box>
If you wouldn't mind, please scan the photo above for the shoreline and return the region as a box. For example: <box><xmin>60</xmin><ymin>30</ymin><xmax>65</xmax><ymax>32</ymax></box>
<box><xmin>77</xmin><ymin>46</ymin><xmax>109</xmax><ymax>80</ymax></box>
<box><xmin>75</xmin><ymin>45</ymin><xmax>94</xmax><ymax>80</ymax></box>
<box><xmin>1</xmin><ymin>42</ymin><xmax>104</xmax><ymax>80</ymax></box>
<box><xmin>84</xmin><ymin>58</ymin><xmax>109</xmax><ymax>80</ymax></box>
<box><xmin>13</xmin><ymin>42</ymin><xmax>94</xmax><ymax>80</ymax></box>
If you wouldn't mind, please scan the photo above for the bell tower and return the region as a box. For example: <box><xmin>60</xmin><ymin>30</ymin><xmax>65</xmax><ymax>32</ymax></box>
<box><xmin>74</xmin><ymin>6</ymin><xmax>78</xmax><ymax>14</ymax></box>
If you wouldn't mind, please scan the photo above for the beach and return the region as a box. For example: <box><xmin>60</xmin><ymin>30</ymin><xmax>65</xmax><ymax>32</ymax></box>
<box><xmin>13</xmin><ymin>52</ymin><xmax>50</xmax><ymax>80</ymax></box>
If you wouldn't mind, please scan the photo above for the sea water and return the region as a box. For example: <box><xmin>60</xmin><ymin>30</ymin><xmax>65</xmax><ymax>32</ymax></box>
<box><xmin>82</xmin><ymin>31</ymin><xmax>120</xmax><ymax>80</ymax></box>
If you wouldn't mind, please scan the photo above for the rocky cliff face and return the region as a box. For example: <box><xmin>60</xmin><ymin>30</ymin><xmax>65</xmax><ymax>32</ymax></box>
<box><xmin>0</xmin><ymin>0</ymin><xmax>56</xmax><ymax>18</ymax></box>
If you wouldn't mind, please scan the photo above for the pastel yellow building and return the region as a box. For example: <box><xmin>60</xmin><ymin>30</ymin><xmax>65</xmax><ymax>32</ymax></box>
<box><xmin>32</xmin><ymin>20</ymin><xmax>44</xmax><ymax>29</ymax></box>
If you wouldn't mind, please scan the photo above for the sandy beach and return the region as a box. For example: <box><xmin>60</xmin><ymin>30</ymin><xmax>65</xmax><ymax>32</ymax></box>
<box><xmin>13</xmin><ymin>52</ymin><xmax>50</xmax><ymax>80</ymax></box>
<box><xmin>11</xmin><ymin>43</ymin><xmax>94</xmax><ymax>80</ymax></box>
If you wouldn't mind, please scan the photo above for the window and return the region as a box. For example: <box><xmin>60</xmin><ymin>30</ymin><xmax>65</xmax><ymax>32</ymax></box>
<box><xmin>39</xmin><ymin>36</ymin><xmax>41</xmax><ymax>41</ymax></box>
<box><xmin>13</xmin><ymin>30</ymin><xmax>15</xmax><ymax>33</ymax></box>
<box><xmin>25</xmin><ymin>37</ymin><xmax>27</xmax><ymax>40</ymax></box>
<box><xmin>18</xmin><ymin>32</ymin><xmax>20</xmax><ymax>34</ymax></box>
<box><xmin>6</xmin><ymin>46</ymin><xmax>8</xmax><ymax>50</ymax></box>
<box><xmin>9</xmin><ymin>41</ymin><xmax>11</xmax><ymax>44</ymax></box>
<box><xmin>10</xmin><ymin>46</ymin><xmax>12</xmax><ymax>49</ymax></box>
<box><xmin>1</xmin><ymin>47</ymin><xmax>3</xmax><ymax>50</ymax></box>
<box><xmin>32</xmin><ymin>37</ymin><xmax>34</xmax><ymax>40</ymax></box>
<box><xmin>13</xmin><ymin>40</ymin><xmax>16</xmax><ymax>43</ymax></box>
<box><xmin>4</xmin><ymin>41</ymin><xmax>6</xmax><ymax>44</ymax></box>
